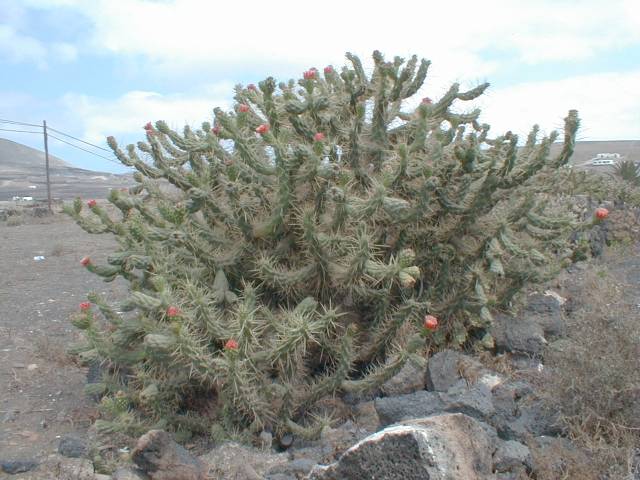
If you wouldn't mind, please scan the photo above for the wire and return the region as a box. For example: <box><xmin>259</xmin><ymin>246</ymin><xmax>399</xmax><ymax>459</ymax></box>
<box><xmin>0</xmin><ymin>118</ymin><xmax>42</xmax><ymax>128</ymax></box>
<box><xmin>47</xmin><ymin>133</ymin><xmax>121</xmax><ymax>164</ymax></box>
<box><xmin>0</xmin><ymin>127</ymin><xmax>43</xmax><ymax>134</ymax></box>
<box><xmin>47</xmin><ymin>126</ymin><xmax>112</xmax><ymax>153</ymax></box>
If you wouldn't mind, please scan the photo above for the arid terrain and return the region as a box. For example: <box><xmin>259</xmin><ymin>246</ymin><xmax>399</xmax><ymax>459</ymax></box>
<box><xmin>0</xmin><ymin>213</ymin><xmax>126</xmax><ymax>464</ymax></box>
<box><xmin>0</xmin><ymin>139</ymin><xmax>131</xmax><ymax>201</ymax></box>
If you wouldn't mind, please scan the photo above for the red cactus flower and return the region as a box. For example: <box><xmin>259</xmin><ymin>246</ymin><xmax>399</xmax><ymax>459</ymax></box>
<box><xmin>212</xmin><ymin>125</ymin><xmax>221</xmax><ymax>135</ymax></box>
<box><xmin>224</xmin><ymin>338</ymin><xmax>239</xmax><ymax>350</ymax></box>
<box><xmin>422</xmin><ymin>97</ymin><xmax>433</xmax><ymax>105</ymax></box>
<box><xmin>87</xmin><ymin>199</ymin><xmax>97</xmax><ymax>208</ymax></box>
<box><xmin>303</xmin><ymin>69</ymin><xmax>317</xmax><ymax>80</ymax></box>
<box><xmin>166</xmin><ymin>306</ymin><xmax>180</xmax><ymax>318</ymax></box>
<box><xmin>323</xmin><ymin>66</ymin><xmax>334</xmax><ymax>75</ymax></box>
<box><xmin>238</xmin><ymin>104</ymin><xmax>250</xmax><ymax>113</ymax></box>
<box><xmin>80</xmin><ymin>256</ymin><xmax>91</xmax><ymax>267</ymax></box>
<box><xmin>423</xmin><ymin>314</ymin><xmax>438</xmax><ymax>330</ymax></box>
<box><xmin>247</xmin><ymin>84</ymin><xmax>257</xmax><ymax>91</ymax></box>
<box><xmin>255</xmin><ymin>124</ymin><xmax>270</xmax><ymax>135</ymax></box>
<box><xmin>313</xmin><ymin>132</ymin><xmax>325</xmax><ymax>142</ymax></box>
<box><xmin>144</xmin><ymin>122</ymin><xmax>153</xmax><ymax>131</ymax></box>
<box><xmin>595</xmin><ymin>207</ymin><xmax>609</xmax><ymax>220</ymax></box>
<box><xmin>79</xmin><ymin>302</ymin><xmax>91</xmax><ymax>311</ymax></box>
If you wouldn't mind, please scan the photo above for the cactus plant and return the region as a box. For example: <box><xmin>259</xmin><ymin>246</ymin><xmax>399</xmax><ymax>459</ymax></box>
<box><xmin>66</xmin><ymin>51</ymin><xmax>579</xmax><ymax>439</ymax></box>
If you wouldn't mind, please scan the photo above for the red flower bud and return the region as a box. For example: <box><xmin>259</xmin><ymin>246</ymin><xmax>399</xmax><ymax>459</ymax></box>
<box><xmin>256</xmin><ymin>124</ymin><xmax>270</xmax><ymax>135</ymax></box>
<box><xmin>422</xmin><ymin>97</ymin><xmax>433</xmax><ymax>105</ymax></box>
<box><xmin>423</xmin><ymin>315</ymin><xmax>438</xmax><ymax>330</ymax></box>
<box><xmin>144</xmin><ymin>122</ymin><xmax>153</xmax><ymax>131</ymax></box>
<box><xmin>303</xmin><ymin>69</ymin><xmax>317</xmax><ymax>80</ymax></box>
<box><xmin>212</xmin><ymin>125</ymin><xmax>221</xmax><ymax>135</ymax></box>
<box><xmin>79</xmin><ymin>301</ymin><xmax>91</xmax><ymax>311</ymax></box>
<box><xmin>247</xmin><ymin>84</ymin><xmax>257</xmax><ymax>91</ymax></box>
<box><xmin>595</xmin><ymin>207</ymin><xmax>609</xmax><ymax>220</ymax></box>
<box><xmin>224</xmin><ymin>338</ymin><xmax>239</xmax><ymax>350</ymax></box>
<box><xmin>238</xmin><ymin>104</ymin><xmax>250</xmax><ymax>113</ymax></box>
<box><xmin>80</xmin><ymin>256</ymin><xmax>91</xmax><ymax>267</ymax></box>
<box><xmin>323</xmin><ymin>66</ymin><xmax>334</xmax><ymax>75</ymax></box>
<box><xmin>166</xmin><ymin>306</ymin><xmax>180</xmax><ymax>318</ymax></box>
<box><xmin>313</xmin><ymin>132</ymin><xmax>325</xmax><ymax>142</ymax></box>
<box><xmin>87</xmin><ymin>199</ymin><xmax>97</xmax><ymax>208</ymax></box>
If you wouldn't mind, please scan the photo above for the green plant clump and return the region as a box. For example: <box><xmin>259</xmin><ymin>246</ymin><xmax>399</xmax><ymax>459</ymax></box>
<box><xmin>66</xmin><ymin>51</ymin><xmax>580</xmax><ymax>439</ymax></box>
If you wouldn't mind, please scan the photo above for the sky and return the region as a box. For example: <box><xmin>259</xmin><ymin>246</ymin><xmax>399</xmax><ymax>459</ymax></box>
<box><xmin>0</xmin><ymin>0</ymin><xmax>639</xmax><ymax>173</ymax></box>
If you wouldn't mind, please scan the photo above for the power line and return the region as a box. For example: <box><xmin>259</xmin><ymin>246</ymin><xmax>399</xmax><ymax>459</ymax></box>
<box><xmin>0</xmin><ymin>127</ymin><xmax>43</xmax><ymax>134</ymax></box>
<box><xmin>0</xmin><ymin>116</ymin><xmax>126</xmax><ymax>167</ymax></box>
<box><xmin>0</xmin><ymin>118</ymin><xmax>42</xmax><ymax>128</ymax></box>
<box><xmin>47</xmin><ymin>126</ymin><xmax>112</xmax><ymax>153</ymax></box>
<box><xmin>47</xmin><ymin>133</ymin><xmax>121</xmax><ymax>164</ymax></box>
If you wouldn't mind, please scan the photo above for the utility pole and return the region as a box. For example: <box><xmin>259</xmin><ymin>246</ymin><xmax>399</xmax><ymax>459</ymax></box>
<box><xmin>43</xmin><ymin>120</ymin><xmax>52</xmax><ymax>213</ymax></box>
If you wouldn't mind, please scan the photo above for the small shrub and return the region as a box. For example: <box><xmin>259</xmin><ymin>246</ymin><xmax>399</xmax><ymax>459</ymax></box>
<box><xmin>6</xmin><ymin>215</ymin><xmax>23</xmax><ymax>227</ymax></box>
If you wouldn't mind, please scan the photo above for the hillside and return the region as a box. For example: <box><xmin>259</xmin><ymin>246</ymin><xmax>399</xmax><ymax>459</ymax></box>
<box><xmin>0</xmin><ymin>138</ymin><xmax>131</xmax><ymax>201</ymax></box>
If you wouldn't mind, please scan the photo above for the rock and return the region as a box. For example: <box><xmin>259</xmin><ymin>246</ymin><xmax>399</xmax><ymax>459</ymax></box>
<box><xmin>132</xmin><ymin>430</ymin><xmax>205</xmax><ymax>480</ymax></box>
<box><xmin>307</xmin><ymin>413</ymin><xmax>494</xmax><ymax>480</ymax></box>
<box><xmin>491</xmin><ymin>312</ymin><xmax>547</xmax><ymax>356</ymax></box>
<box><xmin>259</xmin><ymin>430</ymin><xmax>273</xmax><ymax>450</ymax></box>
<box><xmin>440</xmin><ymin>382</ymin><xmax>495</xmax><ymax>421</ymax></box>
<box><xmin>375</xmin><ymin>390</ymin><xmax>445</xmax><ymax>425</ymax></box>
<box><xmin>266</xmin><ymin>458</ymin><xmax>317</xmax><ymax>479</ymax></box>
<box><xmin>380</xmin><ymin>361</ymin><xmax>425</xmax><ymax>396</ymax></box>
<box><xmin>491</xmin><ymin>381</ymin><xmax>560</xmax><ymax>441</ymax></box>
<box><xmin>277</xmin><ymin>433</ymin><xmax>294</xmax><ymax>450</ymax></box>
<box><xmin>426</xmin><ymin>349</ymin><xmax>479</xmax><ymax>391</ymax></box>
<box><xmin>49</xmin><ymin>456</ymin><xmax>96</xmax><ymax>480</ymax></box>
<box><xmin>236</xmin><ymin>463</ymin><xmax>263</xmax><ymax>479</ymax></box>
<box><xmin>352</xmin><ymin>400</ymin><xmax>379</xmax><ymax>432</ymax></box>
<box><xmin>375</xmin><ymin>382</ymin><xmax>495</xmax><ymax>426</ymax></box>
<box><xmin>58</xmin><ymin>435</ymin><xmax>88</xmax><ymax>458</ymax></box>
<box><xmin>426</xmin><ymin>349</ymin><xmax>502</xmax><ymax>392</ymax></box>
<box><xmin>493</xmin><ymin>439</ymin><xmax>532</xmax><ymax>473</ymax></box>
<box><xmin>111</xmin><ymin>467</ymin><xmax>151</xmax><ymax>480</ymax></box>
<box><xmin>1</xmin><ymin>459</ymin><xmax>39</xmax><ymax>474</ymax></box>
<box><xmin>200</xmin><ymin>442</ymin><xmax>288</xmax><ymax>480</ymax></box>
<box><xmin>524</xmin><ymin>293</ymin><xmax>565</xmax><ymax>339</ymax></box>
<box><xmin>265</xmin><ymin>475</ymin><xmax>294</xmax><ymax>480</ymax></box>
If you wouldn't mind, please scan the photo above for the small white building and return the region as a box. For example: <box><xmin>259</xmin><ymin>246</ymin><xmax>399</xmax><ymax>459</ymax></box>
<box><xmin>590</xmin><ymin>153</ymin><xmax>621</xmax><ymax>166</ymax></box>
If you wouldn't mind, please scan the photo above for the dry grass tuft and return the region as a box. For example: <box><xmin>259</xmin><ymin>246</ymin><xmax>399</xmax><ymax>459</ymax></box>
<box><xmin>540</xmin><ymin>258</ymin><xmax>640</xmax><ymax>479</ymax></box>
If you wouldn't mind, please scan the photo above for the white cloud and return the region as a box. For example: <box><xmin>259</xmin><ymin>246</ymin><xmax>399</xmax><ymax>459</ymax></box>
<box><xmin>62</xmin><ymin>86</ymin><xmax>233</xmax><ymax>143</ymax></box>
<box><xmin>59</xmin><ymin>0</ymin><xmax>639</xmax><ymax>77</ymax></box>
<box><xmin>0</xmin><ymin>24</ymin><xmax>77</xmax><ymax>68</ymax></box>
<box><xmin>477</xmin><ymin>71</ymin><xmax>640</xmax><ymax>140</ymax></box>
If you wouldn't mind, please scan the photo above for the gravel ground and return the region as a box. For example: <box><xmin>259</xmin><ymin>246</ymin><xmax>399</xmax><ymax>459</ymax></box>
<box><xmin>0</xmin><ymin>213</ymin><xmax>124</xmax><ymax>464</ymax></box>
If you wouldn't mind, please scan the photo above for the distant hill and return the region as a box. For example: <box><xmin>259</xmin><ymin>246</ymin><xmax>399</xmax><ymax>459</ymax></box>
<box><xmin>0</xmin><ymin>138</ymin><xmax>71</xmax><ymax>172</ymax></box>
<box><xmin>0</xmin><ymin>137</ymin><xmax>131</xmax><ymax>201</ymax></box>
<box><xmin>550</xmin><ymin>140</ymin><xmax>640</xmax><ymax>166</ymax></box>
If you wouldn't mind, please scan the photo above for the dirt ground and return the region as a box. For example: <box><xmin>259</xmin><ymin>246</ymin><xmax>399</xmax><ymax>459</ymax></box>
<box><xmin>0</xmin><ymin>213</ymin><xmax>125</xmax><ymax>465</ymax></box>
